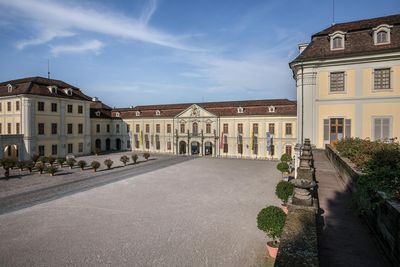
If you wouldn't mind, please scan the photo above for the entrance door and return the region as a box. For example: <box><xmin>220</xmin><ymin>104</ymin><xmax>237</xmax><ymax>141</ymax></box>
<box><xmin>179</xmin><ymin>141</ymin><xmax>186</xmax><ymax>154</ymax></box>
<box><xmin>106</xmin><ymin>138</ymin><xmax>111</xmax><ymax>151</ymax></box>
<box><xmin>204</xmin><ymin>141</ymin><xmax>213</xmax><ymax>156</ymax></box>
<box><xmin>191</xmin><ymin>142</ymin><xmax>200</xmax><ymax>155</ymax></box>
<box><xmin>116</xmin><ymin>138</ymin><xmax>122</xmax><ymax>150</ymax></box>
<box><xmin>330</xmin><ymin>118</ymin><xmax>344</xmax><ymax>145</ymax></box>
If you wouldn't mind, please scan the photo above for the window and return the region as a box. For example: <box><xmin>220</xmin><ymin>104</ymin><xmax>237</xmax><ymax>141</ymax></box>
<box><xmin>38</xmin><ymin>145</ymin><xmax>45</xmax><ymax>156</ymax></box>
<box><xmin>192</xmin><ymin>122</ymin><xmax>198</xmax><ymax>136</ymax></box>
<box><xmin>374</xmin><ymin>68</ymin><xmax>391</xmax><ymax>90</ymax></box>
<box><xmin>127</xmin><ymin>140</ymin><xmax>131</xmax><ymax>149</ymax></box>
<box><xmin>373</xmin><ymin>25</ymin><xmax>392</xmax><ymax>45</ymax></box>
<box><xmin>223</xmin><ymin>123</ymin><xmax>228</xmax><ymax>134</ymax></box>
<box><xmin>377</xmin><ymin>31</ymin><xmax>388</xmax><ymax>44</ymax></box>
<box><xmin>252</xmin><ymin>123</ymin><xmax>258</xmax><ymax>134</ymax></box>
<box><xmin>52</xmin><ymin>145</ymin><xmax>57</xmax><ymax>156</ymax></box>
<box><xmin>155</xmin><ymin>110</ymin><xmax>161</xmax><ymax>116</ymax></box>
<box><xmin>268</xmin><ymin>123</ymin><xmax>275</xmax><ymax>135</ymax></box>
<box><xmin>78</xmin><ymin>105</ymin><xmax>83</xmax><ymax>114</ymax></box>
<box><xmin>285</xmin><ymin>123</ymin><xmax>292</xmax><ymax>135</ymax></box>
<box><xmin>206</xmin><ymin>123</ymin><xmax>211</xmax><ymax>134</ymax></box>
<box><xmin>156</xmin><ymin>135</ymin><xmax>160</xmax><ymax>150</ymax></box>
<box><xmin>78</xmin><ymin>123</ymin><xmax>83</xmax><ymax>134</ymax></box>
<box><xmin>7</xmin><ymin>102</ymin><xmax>11</xmax><ymax>112</ymax></box>
<box><xmin>146</xmin><ymin>124</ymin><xmax>150</xmax><ymax>133</ymax></box>
<box><xmin>180</xmin><ymin>123</ymin><xmax>185</xmax><ymax>134</ymax></box>
<box><xmin>156</xmin><ymin>124</ymin><xmax>160</xmax><ymax>133</ymax></box>
<box><xmin>16</xmin><ymin>123</ymin><xmax>20</xmax><ymax>134</ymax></box>
<box><xmin>96</xmin><ymin>124</ymin><xmax>100</xmax><ymax>133</ymax></box>
<box><xmin>270</xmin><ymin>145</ymin><xmax>275</xmax><ymax>156</ymax></box>
<box><xmin>268</xmin><ymin>106</ymin><xmax>276</xmax><ymax>113</ymax></box>
<box><xmin>237</xmin><ymin>123</ymin><xmax>243</xmax><ymax>134</ymax></box>
<box><xmin>67</xmin><ymin>143</ymin><xmax>73</xmax><ymax>154</ymax></box>
<box><xmin>67</xmin><ymin>123</ymin><xmax>73</xmax><ymax>134</ymax></box>
<box><xmin>237</xmin><ymin>143</ymin><xmax>243</xmax><ymax>154</ymax></box>
<box><xmin>237</xmin><ymin>107</ymin><xmax>243</xmax><ymax>114</ymax></box>
<box><xmin>7</xmin><ymin>123</ymin><xmax>11</xmax><ymax>134</ymax></box>
<box><xmin>136</xmin><ymin>124</ymin><xmax>140</xmax><ymax>133</ymax></box>
<box><xmin>332</xmin><ymin>37</ymin><xmax>343</xmax><ymax>49</ymax></box>
<box><xmin>167</xmin><ymin>124</ymin><xmax>171</xmax><ymax>134</ymax></box>
<box><xmin>0</xmin><ymin>123</ymin><xmax>2</xmax><ymax>134</ymax></box>
<box><xmin>16</xmin><ymin>101</ymin><xmax>20</xmax><ymax>111</ymax></box>
<box><xmin>78</xmin><ymin>143</ymin><xmax>83</xmax><ymax>153</ymax></box>
<box><xmin>116</xmin><ymin>124</ymin><xmax>120</xmax><ymax>133</ymax></box>
<box><xmin>115</xmin><ymin>112</ymin><xmax>120</xmax><ymax>117</ymax></box>
<box><xmin>223</xmin><ymin>135</ymin><xmax>228</xmax><ymax>153</ymax></box>
<box><xmin>285</xmin><ymin>145</ymin><xmax>292</xmax><ymax>157</ymax></box>
<box><xmin>134</xmin><ymin>134</ymin><xmax>139</xmax><ymax>149</ymax></box>
<box><xmin>67</xmin><ymin>104</ymin><xmax>73</xmax><ymax>113</ymax></box>
<box><xmin>51</xmin><ymin>123</ymin><xmax>57</xmax><ymax>135</ymax></box>
<box><xmin>374</xmin><ymin>117</ymin><xmax>391</xmax><ymax>141</ymax></box>
<box><xmin>38</xmin><ymin>102</ymin><xmax>44</xmax><ymax>111</ymax></box>
<box><xmin>145</xmin><ymin>135</ymin><xmax>149</xmax><ymax>149</ymax></box>
<box><xmin>167</xmin><ymin>141</ymin><xmax>171</xmax><ymax>150</ymax></box>
<box><xmin>51</xmin><ymin>103</ymin><xmax>57</xmax><ymax>112</ymax></box>
<box><xmin>127</xmin><ymin>124</ymin><xmax>130</xmax><ymax>133</ymax></box>
<box><xmin>38</xmin><ymin>123</ymin><xmax>45</xmax><ymax>135</ymax></box>
<box><xmin>330</xmin><ymin>72</ymin><xmax>345</xmax><ymax>92</ymax></box>
<box><xmin>253</xmin><ymin>136</ymin><xmax>258</xmax><ymax>155</ymax></box>
<box><xmin>107</xmin><ymin>124</ymin><xmax>110</xmax><ymax>133</ymax></box>
<box><xmin>136</xmin><ymin>111</ymin><xmax>140</xmax><ymax>117</ymax></box>
<box><xmin>0</xmin><ymin>103</ymin><xmax>2</xmax><ymax>112</ymax></box>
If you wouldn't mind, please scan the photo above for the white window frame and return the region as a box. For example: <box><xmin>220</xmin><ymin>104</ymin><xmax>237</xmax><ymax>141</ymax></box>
<box><xmin>373</xmin><ymin>24</ymin><xmax>392</xmax><ymax>45</ymax></box>
<box><xmin>329</xmin><ymin>71</ymin><xmax>346</xmax><ymax>93</ymax></box>
<box><xmin>372</xmin><ymin>116</ymin><xmax>392</xmax><ymax>141</ymax></box>
<box><xmin>373</xmin><ymin>68</ymin><xmax>392</xmax><ymax>91</ymax></box>
<box><xmin>329</xmin><ymin>31</ymin><xmax>346</xmax><ymax>50</ymax></box>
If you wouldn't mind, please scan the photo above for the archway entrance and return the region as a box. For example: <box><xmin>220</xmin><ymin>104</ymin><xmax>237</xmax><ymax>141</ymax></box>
<box><xmin>95</xmin><ymin>139</ymin><xmax>101</xmax><ymax>151</ymax></box>
<box><xmin>4</xmin><ymin>144</ymin><xmax>19</xmax><ymax>160</ymax></box>
<box><xmin>106</xmin><ymin>138</ymin><xmax>111</xmax><ymax>151</ymax></box>
<box><xmin>204</xmin><ymin>141</ymin><xmax>213</xmax><ymax>156</ymax></box>
<box><xmin>116</xmin><ymin>138</ymin><xmax>122</xmax><ymax>150</ymax></box>
<box><xmin>179</xmin><ymin>141</ymin><xmax>186</xmax><ymax>155</ymax></box>
<box><xmin>191</xmin><ymin>141</ymin><xmax>200</xmax><ymax>155</ymax></box>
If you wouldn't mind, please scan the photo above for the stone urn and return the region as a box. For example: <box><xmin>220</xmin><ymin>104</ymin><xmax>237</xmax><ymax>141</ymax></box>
<box><xmin>291</xmin><ymin>178</ymin><xmax>316</xmax><ymax>206</ymax></box>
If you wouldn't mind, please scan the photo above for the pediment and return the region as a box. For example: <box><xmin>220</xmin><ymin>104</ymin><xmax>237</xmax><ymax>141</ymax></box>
<box><xmin>175</xmin><ymin>104</ymin><xmax>216</xmax><ymax>118</ymax></box>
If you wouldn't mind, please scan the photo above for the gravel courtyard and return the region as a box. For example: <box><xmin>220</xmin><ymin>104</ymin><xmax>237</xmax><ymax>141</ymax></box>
<box><xmin>0</xmin><ymin>157</ymin><xmax>281</xmax><ymax>267</ymax></box>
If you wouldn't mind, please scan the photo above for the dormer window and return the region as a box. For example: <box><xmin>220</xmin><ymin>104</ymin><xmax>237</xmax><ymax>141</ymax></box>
<box><xmin>48</xmin><ymin>86</ymin><xmax>58</xmax><ymax>94</ymax></box>
<box><xmin>155</xmin><ymin>110</ymin><xmax>161</xmax><ymax>116</ymax></box>
<box><xmin>95</xmin><ymin>111</ymin><xmax>101</xmax><ymax>117</ymax></box>
<box><xmin>329</xmin><ymin>31</ymin><xmax>346</xmax><ymax>50</ymax></box>
<box><xmin>135</xmin><ymin>111</ymin><xmax>140</xmax><ymax>117</ymax></box>
<box><xmin>373</xmin><ymin>24</ymin><xmax>392</xmax><ymax>45</ymax></box>
<box><xmin>64</xmin><ymin>88</ymin><xmax>73</xmax><ymax>96</ymax></box>
<box><xmin>7</xmin><ymin>84</ymin><xmax>13</xmax><ymax>93</ymax></box>
<box><xmin>268</xmin><ymin>106</ymin><xmax>276</xmax><ymax>113</ymax></box>
<box><xmin>115</xmin><ymin>112</ymin><xmax>120</xmax><ymax>117</ymax></box>
<box><xmin>237</xmin><ymin>107</ymin><xmax>244</xmax><ymax>114</ymax></box>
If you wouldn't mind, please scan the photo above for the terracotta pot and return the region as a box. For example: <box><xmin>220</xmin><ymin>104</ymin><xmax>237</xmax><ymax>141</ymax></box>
<box><xmin>281</xmin><ymin>203</ymin><xmax>288</xmax><ymax>214</ymax></box>
<box><xmin>266</xmin><ymin>241</ymin><xmax>279</xmax><ymax>258</ymax></box>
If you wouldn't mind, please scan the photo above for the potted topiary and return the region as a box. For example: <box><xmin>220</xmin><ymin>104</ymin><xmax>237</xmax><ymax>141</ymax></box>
<box><xmin>78</xmin><ymin>160</ymin><xmax>87</xmax><ymax>171</ymax></box>
<box><xmin>143</xmin><ymin>153</ymin><xmax>150</xmax><ymax>161</ymax></box>
<box><xmin>91</xmin><ymin>161</ymin><xmax>100</xmax><ymax>172</ymax></box>
<box><xmin>46</xmin><ymin>165</ymin><xmax>57</xmax><ymax>176</ymax></box>
<box><xmin>275</xmin><ymin>181</ymin><xmax>294</xmax><ymax>214</ymax></box>
<box><xmin>57</xmin><ymin>157</ymin><xmax>66</xmax><ymax>167</ymax></box>
<box><xmin>36</xmin><ymin>163</ymin><xmax>45</xmax><ymax>175</ymax></box>
<box><xmin>120</xmin><ymin>155</ymin><xmax>129</xmax><ymax>166</ymax></box>
<box><xmin>24</xmin><ymin>161</ymin><xmax>34</xmax><ymax>173</ymax></box>
<box><xmin>104</xmin><ymin>159</ymin><xmax>113</xmax><ymax>170</ymax></box>
<box><xmin>132</xmin><ymin>154</ymin><xmax>138</xmax><ymax>164</ymax></box>
<box><xmin>16</xmin><ymin>161</ymin><xmax>25</xmax><ymax>172</ymax></box>
<box><xmin>276</xmin><ymin>161</ymin><xmax>290</xmax><ymax>180</ymax></box>
<box><xmin>66</xmin><ymin>158</ymin><xmax>76</xmax><ymax>169</ymax></box>
<box><xmin>257</xmin><ymin>206</ymin><xmax>286</xmax><ymax>258</ymax></box>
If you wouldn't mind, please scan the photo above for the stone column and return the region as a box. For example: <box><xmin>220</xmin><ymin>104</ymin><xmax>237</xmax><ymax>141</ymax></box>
<box><xmin>60</xmin><ymin>100</ymin><xmax>66</xmax><ymax>156</ymax></box>
<box><xmin>22</xmin><ymin>97</ymin><xmax>35</xmax><ymax>159</ymax></box>
<box><xmin>294</xmin><ymin>143</ymin><xmax>302</xmax><ymax>179</ymax></box>
<box><xmin>84</xmin><ymin>103</ymin><xmax>91</xmax><ymax>155</ymax></box>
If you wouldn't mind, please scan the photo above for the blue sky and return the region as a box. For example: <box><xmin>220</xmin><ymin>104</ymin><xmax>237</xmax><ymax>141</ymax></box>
<box><xmin>0</xmin><ymin>0</ymin><xmax>399</xmax><ymax>107</ymax></box>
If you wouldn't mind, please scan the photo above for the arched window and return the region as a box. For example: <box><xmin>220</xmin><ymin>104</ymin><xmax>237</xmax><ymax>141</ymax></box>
<box><xmin>329</xmin><ymin>31</ymin><xmax>346</xmax><ymax>50</ymax></box>
<box><xmin>332</xmin><ymin>37</ymin><xmax>343</xmax><ymax>49</ymax></box>
<box><xmin>192</xmin><ymin>122</ymin><xmax>198</xmax><ymax>136</ymax></box>
<box><xmin>377</xmin><ymin>31</ymin><xmax>388</xmax><ymax>44</ymax></box>
<box><xmin>373</xmin><ymin>24</ymin><xmax>392</xmax><ymax>45</ymax></box>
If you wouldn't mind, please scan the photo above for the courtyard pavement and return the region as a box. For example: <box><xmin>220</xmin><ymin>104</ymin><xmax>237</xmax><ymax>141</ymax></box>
<box><xmin>0</xmin><ymin>157</ymin><xmax>280</xmax><ymax>267</ymax></box>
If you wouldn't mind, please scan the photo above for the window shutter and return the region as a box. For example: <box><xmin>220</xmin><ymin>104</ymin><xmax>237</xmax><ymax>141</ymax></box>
<box><xmin>345</xmin><ymin>119</ymin><xmax>351</xmax><ymax>138</ymax></box>
<box><xmin>323</xmin><ymin>119</ymin><xmax>329</xmax><ymax>141</ymax></box>
<box><xmin>382</xmin><ymin>118</ymin><xmax>390</xmax><ymax>140</ymax></box>
<box><xmin>374</xmin><ymin>118</ymin><xmax>381</xmax><ymax>141</ymax></box>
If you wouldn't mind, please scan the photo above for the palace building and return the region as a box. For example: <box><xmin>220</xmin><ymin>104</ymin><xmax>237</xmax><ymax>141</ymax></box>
<box><xmin>0</xmin><ymin>14</ymin><xmax>399</xmax><ymax>160</ymax></box>
<box><xmin>290</xmin><ymin>14</ymin><xmax>400</xmax><ymax>148</ymax></box>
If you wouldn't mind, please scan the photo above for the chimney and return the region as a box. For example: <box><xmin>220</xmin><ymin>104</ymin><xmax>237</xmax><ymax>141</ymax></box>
<box><xmin>298</xmin><ymin>43</ymin><xmax>309</xmax><ymax>53</ymax></box>
<box><xmin>92</xmin><ymin>97</ymin><xmax>99</xmax><ymax>102</ymax></box>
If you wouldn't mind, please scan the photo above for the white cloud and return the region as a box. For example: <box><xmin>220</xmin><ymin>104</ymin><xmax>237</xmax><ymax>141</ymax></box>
<box><xmin>50</xmin><ymin>39</ymin><xmax>104</xmax><ymax>57</ymax></box>
<box><xmin>139</xmin><ymin>0</ymin><xmax>158</xmax><ymax>25</ymax></box>
<box><xmin>17</xmin><ymin>29</ymin><xmax>75</xmax><ymax>50</ymax></box>
<box><xmin>0</xmin><ymin>0</ymin><xmax>193</xmax><ymax>51</ymax></box>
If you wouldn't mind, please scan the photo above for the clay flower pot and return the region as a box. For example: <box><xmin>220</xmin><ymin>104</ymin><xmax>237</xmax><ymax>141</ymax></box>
<box><xmin>266</xmin><ymin>241</ymin><xmax>279</xmax><ymax>258</ymax></box>
<box><xmin>281</xmin><ymin>203</ymin><xmax>288</xmax><ymax>214</ymax></box>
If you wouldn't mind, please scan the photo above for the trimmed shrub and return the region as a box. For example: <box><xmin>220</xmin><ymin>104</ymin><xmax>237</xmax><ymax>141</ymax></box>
<box><xmin>104</xmin><ymin>159</ymin><xmax>113</xmax><ymax>170</ymax></box>
<box><xmin>120</xmin><ymin>155</ymin><xmax>129</xmax><ymax>166</ymax></box>
<box><xmin>47</xmin><ymin>156</ymin><xmax>56</xmax><ymax>166</ymax></box>
<box><xmin>91</xmin><ymin>161</ymin><xmax>100</xmax><ymax>172</ymax></box>
<box><xmin>31</xmin><ymin>154</ymin><xmax>40</xmax><ymax>164</ymax></box>
<box><xmin>143</xmin><ymin>153</ymin><xmax>150</xmax><ymax>161</ymax></box>
<box><xmin>2</xmin><ymin>159</ymin><xmax>16</xmax><ymax>177</ymax></box>
<box><xmin>277</xmin><ymin>162</ymin><xmax>289</xmax><ymax>176</ymax></box>
<box><xmin>78</xmin><ymin>160</ymin><xmax>87</xmax><ymax>171</ymax></box>
<box><xmin>131</xmin><ymin>154</ymin><xmax>138</xmax><ymax>164</ymax></box>
<box><xmin>275</xmin><ymin>181</ymin><xmax>294</xmax><ymax>203</ymax></box>
<box><xmin>38</xmin><ymin>156</ymin><xmax>47</xmax><ymax>164</ymax></box>
<box><xmin>57</xmin><ymin>157</ymin><xmax>66</xmax><ymax>167</ymax></box>
<box><xmin>36</xmin><ymin>163</ymin><xmax>45</xmax><ymax>174</ymax></box>
<box><xmin>66</xmin><ymin>158</ymin><xmax>76</xmax><ymax>169</ymax></box>
<box><xmin>257</xmin><ymin>206</ymin><xmax>286</xmax><ymax>246</ymax></box>
<box><xmin>24</xmin><ymin>161</ymin><xmax>34</xmax><ymax>173</ymax></box>
<box><xmin>16</xmin><ymin>161</ymin><xmax>25</xmax><ymax>171</ymax></box>
<box><xmin>46</xmin><ymin>165</ymin><xmax>57</xmax><ymax>176</ymax></box>
<box><xmin>280</xmin><ymin>153</ymin><xmax>292</xmax><ymax>163</ymax></box>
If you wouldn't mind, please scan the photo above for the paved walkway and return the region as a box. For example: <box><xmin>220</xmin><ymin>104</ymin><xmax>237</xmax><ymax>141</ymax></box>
<box><xmin>314</xmin><ymin>150</ymin><xmax>390</xmax><ymax>267</ymax></box>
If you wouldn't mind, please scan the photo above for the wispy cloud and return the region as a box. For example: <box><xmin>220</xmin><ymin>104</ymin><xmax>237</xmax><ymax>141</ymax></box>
<box><xmin>17</xmin><ymin>29</ymin><xmax>75</xmax><ymax>50</ymax></box>
<box><xmin>51</xmin><ymin>39</ymin><xmax>104</xmax><ymax>57</ymax></box>
<box><xmin>0</xmin><ymin>0</ymin><xmax>193</xmax><ymax>51</ymax></box>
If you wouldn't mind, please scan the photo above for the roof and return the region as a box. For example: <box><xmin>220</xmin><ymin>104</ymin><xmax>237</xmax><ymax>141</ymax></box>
<box><xmin>291</xmin><ymin>14</ymin><xmax>400</xmax><ymax>64</ymax></box>
<box><xmin>115</xmin><ymin>99</ymin><xmax>297</xmax><ymax>118</ymax></box>
<box><xmin>0</xmin><ymin>76</ymin><xmax>92</xmax><ymax>101</ymax></box>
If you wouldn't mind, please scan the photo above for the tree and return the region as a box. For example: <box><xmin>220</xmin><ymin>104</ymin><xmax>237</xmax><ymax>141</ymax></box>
<box><xmin>91</xmin><ymin>161</ymin><xmax>100</xmax><ymax>172</ymax></box>
<box><xmin>120</xmin><ymin>155</ymin><xmax>129</xmax><ymax>166</ymax></box>
<box><xmin>131</xmin><ymin>154</ymin><xmax>138</xmax><ymax>164</ymax></box>
<box><xmin>104</xmin><ymin>159</ymin><xmax>113</xmax><ymax>170</ymax></box>
<box><xmin>143</xmin><ymin>153</ymin><xmax>150</xmax><ymax>161</ymax></box>
<box><xmin>66</xmin><ymin>158</ymin><xmax>76</xmax><ymax>169</ymax></box>
<box><xmin>275</xmin><ymin>181</ymin><xmax>294</xmax><ymax>204</ymax></box>
<box><xmin>78</xmin><ymin>160</ymin><xmax>87</xmax><ymax>171</ymax></box>
<box><xmin>257</xmin><ymin>206</ymin><xmax>286</xmax><ymax>247</ymax></box>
